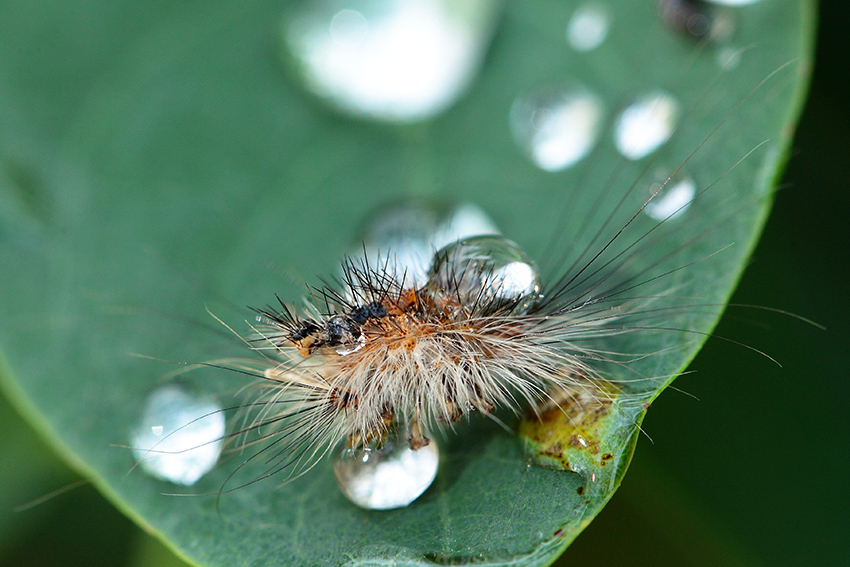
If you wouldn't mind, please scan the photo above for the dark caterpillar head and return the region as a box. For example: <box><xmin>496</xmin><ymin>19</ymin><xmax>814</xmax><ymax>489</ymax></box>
<box><xmin>349</xmin><ymin>301</ymin><xmax>388</xmax><ymax>324</ymax></box>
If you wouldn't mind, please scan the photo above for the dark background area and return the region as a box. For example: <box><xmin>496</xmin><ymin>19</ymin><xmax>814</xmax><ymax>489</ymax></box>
<box><xmin>2</xmin><ymin>2</ymin><xmax>847</xmax><ymax>566</ymax></box>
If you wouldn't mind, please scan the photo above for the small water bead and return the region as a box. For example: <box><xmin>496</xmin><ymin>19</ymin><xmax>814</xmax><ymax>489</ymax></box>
<box><xmin>353</xmin><ymin>202</ymin><xmax>500</xmax><ymax>286</ymax></box>
<box><xmin>428</xmin><ymin>236</ymin><xmax>541</xmax><ymax>314</ymax></box>
<box><xmin>566</xmin><ymin>4</ymin><xmax>610</xmax><ymax>52</ymax></box>
<box><xmin>510</xmin><ymin>87</ymin><xmax>604</xmax><ymax>172</ymax></box>
<box><xmin>333</xmin><ymin>425</ymin><xmax>439</xmax><ymax>510</ymax></box>
<box><xmin>614</xmin><ymin>92</ymin><xmax>680</xmax><ymax>160</ymax></box>
<box><xmin>643</xmin><ymin>175</ymin><xmax>696</xmax><ymax>221</ymax></box>
<box><xmin>130</xmin><ymin>386</ymin><xmax>224</xmax><ymax>486</ymax></box>
<box><xmin>281</xmin><ymin>0</ymin><xmax>501</xmax><ymax>123</ymax></box>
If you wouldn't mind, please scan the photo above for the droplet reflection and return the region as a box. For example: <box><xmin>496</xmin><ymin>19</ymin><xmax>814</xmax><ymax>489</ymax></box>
<box><xmin>130</xmin><ymin>386</ymin><xmax>224</xmax><ymax>486</ymax></box>
<box><xmin>511</xmin><ymin>87</ymin><xmax>604</xmax><ymax>172</ymax></box>
<box><xmin>334</xmin><ymin>425</ymin><xmax>439</xmax><ymax>510</ymax></box>
<box><xmin>282</xmin><ymin>0</ymin><xmax>502</xmax><ymax>122</ymax></box>
<box><xmin>614</xmin><ymin>92</ymin><xmax>680</xmax><ymax>160</ymax></box>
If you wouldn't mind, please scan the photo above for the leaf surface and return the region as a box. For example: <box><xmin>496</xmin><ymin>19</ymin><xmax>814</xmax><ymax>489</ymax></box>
<box><xmin>0</xmin><ymin>1</ymin><xmax>813</xmax><ymax>566</ymax></box>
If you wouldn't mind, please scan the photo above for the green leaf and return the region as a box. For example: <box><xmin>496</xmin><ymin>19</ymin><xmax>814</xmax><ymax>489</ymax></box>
<box><xmin>0</xmin><ymin>1</ymin><xmax>813</xmax><ymax>566</ymax></box>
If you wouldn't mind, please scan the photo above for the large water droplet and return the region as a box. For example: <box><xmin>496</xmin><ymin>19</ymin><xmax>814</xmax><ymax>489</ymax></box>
<box><xmin>333</xmin><ymin>425</ymin><xmax>439</xmax><ymax>510</ymax></box>
<box><xmin>130</xmin><ymin>385</ymin><xmax>224</xmax><ymax>486</ymax></box>
<box><xmin>614</xmin><ymin>92</ymin><xmax>680</xmax><ymax>160</ymax></box>
<box><xmin>510</xmin><ymin>87</ymin><xmax>604</xmax><ymax>172</ymax></box>
<box><xmin>353</xmin><ymin>201</ymin><xmax>500</xmax><ymax>286</ymax></box>
<box><xmin>428</xmin><ymin>235</ymin><xmax>541</xmax><ymax>314</ymax></box>
<box><xmin>566</xmin><ymin>4</ymin><xmax>610</xmax><ymax>52</ymax></box>
<box><xmin>282</xmin><ymin>0</ymin><xmax>502</xmax><ymax>123</ymax></box>
<box><xmin>643</xmin><ymin>170</ymin><xmax>696</xmax><ymax>221</ymax></box>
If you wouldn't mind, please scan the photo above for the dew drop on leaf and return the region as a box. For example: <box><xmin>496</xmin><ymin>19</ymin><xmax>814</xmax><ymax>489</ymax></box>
<box><xmin>333</xmin><ymin>425</ymin><xmax>439</xmax><ymax>510</ymax></box>
<box><xmin>130</xmin><ymin>385</ymin><xmax>224</xmax><ymax>486</ymax></box>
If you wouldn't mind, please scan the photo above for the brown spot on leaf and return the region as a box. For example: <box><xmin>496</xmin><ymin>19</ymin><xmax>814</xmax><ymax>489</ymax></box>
<box><xmin>543</xmin><ymin>441</ymin><xmax>563</xmax><ymax>458</ymax></box>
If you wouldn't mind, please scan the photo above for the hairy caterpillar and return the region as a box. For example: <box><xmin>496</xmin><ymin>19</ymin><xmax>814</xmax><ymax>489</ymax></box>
<box><xmin>130</xmin><ymin>59</ymin><xmax>809</xmax><ymax>518</ymax></box>
<box><xmin>235</xmin><ymin>199</ymin><xmax>682</xmax><ymax>479</ymax></box>
<box><xmin>0</xmin><ymin>1</ymin><xmax>820</xmax><ymax>567</ymax></box>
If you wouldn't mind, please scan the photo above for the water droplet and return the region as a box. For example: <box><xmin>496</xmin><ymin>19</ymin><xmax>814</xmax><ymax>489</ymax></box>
<box><xmin>131</xmin><ymin>386</ymin><xmax>224</xmax><ymax>486</ymax></box>
<box><xmin>282</xmin><ymin>0</ymin><xmax>501</xmax><ymax>123</ymax></box>
<box><xmin>428</xmin><ymin>235</ymin><xmax>541</xmax><ymax>314</ymax></box>
<box><xmin>353</xmin><ymin>202</ymin><xmax>499</xmax><ymax>286</ymax></box>
<box><xmin>510</xmin><ymin>87</ymin><xmax>604</xmax><ymax>172</ymax></box>
<box><xmin>614</xmin><ymin>92</ymin><xmax>680</xmax><ymax>160</ymax></box>
<box><xmin>643</xmin><ymin>170</ymin><xmax>696</xmax><ymax>221</ymax></box>
<box><xmin>333</xmin><ymin>425</ymin><xmax>439</xmax><ymax>510</ymax></box>
<box><xmin>566</xmin><ymin>4</ymin><xmax>610</xmax><ymax>52</ymax></box>
<box><xmin>333</xmin><ymin>331</ymin><xmax>367</xmax><ymax>355</ymax></box>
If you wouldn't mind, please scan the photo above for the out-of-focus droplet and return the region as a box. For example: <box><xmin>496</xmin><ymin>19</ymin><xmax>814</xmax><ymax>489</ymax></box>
<box><xmin>282</xmin><ymin>0</ymin><xmax>502</xmax><ymax>123</ymax></box>
<box><xmin>643</xmin><ymin>171</ymin><xmax>696</xmax><ymax>221</ymax></box>
<box><xmin>353</xmin><ymin>201</ymin><xmax>500</xmax><ymax>286</ymax></box>
<box><xmin>566</xmin><ymin>4</ymin><xmax>610</xmax><ymax>52</ymax></box>
<box><xmin>333</xmin><ymin>425</ymin><xmax>439</xmax><ymax>510</ymax></box>
<box><xmin>131</xmin><ymin>386</ymin><xmax>224</xmax><ymax>486</ymax></box>
<box><xmin>431</xmin><ymin>202</ymin><xmax>501</xmax><ymax>251</ymax></box>
<box><xmin>510</xmin><ymin>87</ymin><xmax>605</xmax><ymax>172</ymax></box>
<box><xmin>614</xmin><ymin>91</ymin><xmax>680</xmax><ymax>160</ymax></box>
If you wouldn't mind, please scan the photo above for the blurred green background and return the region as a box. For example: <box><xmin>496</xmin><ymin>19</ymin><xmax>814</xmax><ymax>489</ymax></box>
<box><xmin>1</xmin><ymin>2</ymin><xmax>847</xmax><ymax>567</ymax></box>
